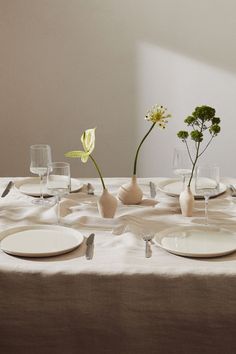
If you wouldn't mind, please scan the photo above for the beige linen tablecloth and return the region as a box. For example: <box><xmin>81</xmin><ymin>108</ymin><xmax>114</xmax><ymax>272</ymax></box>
<box><xmin>1</xmin><ymin>177</ymin><xmax>236</xmax><ymax>354</ymax></box>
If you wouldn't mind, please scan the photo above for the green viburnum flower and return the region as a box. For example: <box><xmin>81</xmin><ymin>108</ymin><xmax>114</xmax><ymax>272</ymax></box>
<box><xmin>209</xmin><ymin>124</ymin><xmax>221</xmax><ymax>135</ymax></box>
<box><xmin>212</xmin><ymin>117</ymin><xmax>220</xmax><ymax>125</ymax></box>
<box><xmin>177</xmin><ymin>131</ymin><xmax>189</xmax><ymax>140</ymax></box>
<box><xmin>184</xmin><ymin>116</ymin><xmax>197</xmax><ymax>125</ymax></box>
<box><xmin>190</xmin><ymin>130</ymin><xmax>203</xmax><ymax>142</ymax></box>
<box><xmin>192</xmin><ymin>105</ymin><xmax>215</xmax><ymax>121</ymax></box>
<box><xmin>177</xmin><ymin>105</ymin><xmax>221</xmax><ymax>187</ymax></box>
<box><xmin>65</xmin><ymin>128</ymin><xmax>106</xmax><ymax>190</ymax></box>
<box><xmin>134</xmin><ymin>104</ymin><xmax>171</xmax><ymax>175</ymax></box>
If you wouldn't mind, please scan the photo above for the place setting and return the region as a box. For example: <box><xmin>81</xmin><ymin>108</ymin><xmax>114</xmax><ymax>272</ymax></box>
<box><xmin>0</xmin><ymin>144</ymin><xmax>98</xmax><ymax>260</ymax></box>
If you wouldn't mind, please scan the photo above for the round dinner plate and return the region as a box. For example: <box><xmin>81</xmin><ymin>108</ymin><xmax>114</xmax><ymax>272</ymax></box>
<box><xmin>15</xmin><ymin>177</ymin><xmax>83</xmax><ymax>197</ymax></box>
<box><xmin>157</xmin><ymin>178</ymin><xmax>227</xmax><ymax>199</ymax></box>
<box><xmin>0</xmin><ymin>225</ymin><xmax>84</xmax><ymax>257</ymax></box>
<box><xmin>154</xmin><ymin>225</ymin><xmax>236</xmax><ymax>258</ymax></box>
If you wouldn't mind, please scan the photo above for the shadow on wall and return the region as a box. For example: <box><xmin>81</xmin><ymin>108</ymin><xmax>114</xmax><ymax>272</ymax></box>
<box><xmin>128</xmin><ymin>0</ymin><xmax>236</xmax><ymax>74</ymax></box>
<box><xmin>0</xmin><ymin>0</ymin><xmax>236</xmax><ymax>176</ymax></box>
<box><xmin>126</xmin><ymin>0</ymin><xmax>236</xmax><ymax>177</ymax></box>
<box><xmin>136</xmin><ymin>42</ymin><xmax>236</xmax><ymax>177</ymax></box>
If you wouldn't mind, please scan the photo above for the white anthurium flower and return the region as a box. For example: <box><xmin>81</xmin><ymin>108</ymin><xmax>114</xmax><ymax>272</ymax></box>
<box><xmin>65</xmin><ymin>128</ymin><xmax>96</xmax><ymax>163</ymax></box>
<box><xmin>65</xmin><ymin>127</ymin><xmax>106</xmax><ymax>190</ymax></box>
<box><xmin>81</xmin><ymin>128</ymin><xmax>96</xmax><ymax>156</ymax></box>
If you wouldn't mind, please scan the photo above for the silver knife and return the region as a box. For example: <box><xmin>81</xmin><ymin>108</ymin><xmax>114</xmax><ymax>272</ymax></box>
<box><xmin>86</xmin><ymin>233</ymin><xmax>95</xmax><ymax>260</ymax></box>
<box><xmin>1</xmin><ymin>181</ymin><xmax>13</xmax><ymax>198</ymax></box>
<box><xmin>149</xmin><ymin>181</ymin><xmax>156</xmax><ymax>198</ymax></box>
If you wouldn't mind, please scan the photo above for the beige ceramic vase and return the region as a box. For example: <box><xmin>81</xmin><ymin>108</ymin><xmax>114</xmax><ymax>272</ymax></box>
<box><xmin>97</xmin><ymin>189</ymin><xmax>118</xmax><ymax>218</ymax></box>
<box><xmin>117</xmin><ymin>175</ymin><xmax>143</xmax><ymax>205</ymax></box>
<box><xmin>179</xmin><ymin>186</ymin><xmax>194</xmax><ymax>217</ymax></box>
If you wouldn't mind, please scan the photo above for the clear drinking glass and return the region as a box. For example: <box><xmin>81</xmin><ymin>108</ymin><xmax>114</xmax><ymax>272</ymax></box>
<box><xmin>30</xmin><ymin>144</ymin><xmax>52</xmax><ymax>205</ymax></box>
<box><xmin>172</xmin><ymin>148</ymin><xmax>192</xmax><ymax>189</ymax></box>
<box><xmin>46</xmin><ymin>162</ymin><xmax>71</xmax><ymax>224</ymax></box>
<box><xmin>195</xmin><ymin>165</ymin><xmax>220</xmax><ymax>224</ymax></box>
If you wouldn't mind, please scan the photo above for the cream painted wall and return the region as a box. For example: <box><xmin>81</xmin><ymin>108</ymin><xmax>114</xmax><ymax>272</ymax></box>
<box><xmin>1</xmin><ymin>0</ymin><xmax>236</xmax><ymax>177</ymax></box>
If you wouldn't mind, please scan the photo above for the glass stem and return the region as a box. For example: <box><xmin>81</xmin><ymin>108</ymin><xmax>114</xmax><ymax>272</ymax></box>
<box><xmin>182</xmin><ymin>175</ymin><xmax>186</xmax><ymax>190</ymax></box>
<box><xmin>204</xmin><ymin>196</ymin><xmax>209</xmax><ymax>224</ymax></box>
<box><xmin>57</xmin><ymin>195</ymin><xmax>61</xmax><ymax>224</ymax></box>
<box><xmin>39</xmin><ymin>174</ymin><xmax>44</xmax><ymax>200</ymax></box>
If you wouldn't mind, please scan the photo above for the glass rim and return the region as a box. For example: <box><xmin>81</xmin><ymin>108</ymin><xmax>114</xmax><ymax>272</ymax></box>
<box><xmin>47</xmin><ymin>162</ymin><xmax>70</xmax><ymax>168</ymax></box>
<box><xmin>30</xmin><ymin>144</ymin><xmax>51</xmax><ymax>149</ymax></box>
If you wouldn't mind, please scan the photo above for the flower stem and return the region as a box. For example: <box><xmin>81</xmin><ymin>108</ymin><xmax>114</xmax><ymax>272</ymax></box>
<box><xmin>188</xmin><ymin>141</ymin><xmax>200</xmax><ymax>187</ymax></box>
<box><xmin>198</xmin><ymin>136</ymin><xmax>214</xmax><ymax>158</ymax></box>
<box><xmin>89</xmin><ymin>154</ymin><xmax>106</xmax><ymax>190</ymax></box>
<box><xmin>133</xmin><ymin>122</ymin><xmax>156</xmax><ymax>175</ymax></box>
<box><xmin>184</xmin><ymin>140</ymin><xmax>193</xmax><ymax>164</ymax></box>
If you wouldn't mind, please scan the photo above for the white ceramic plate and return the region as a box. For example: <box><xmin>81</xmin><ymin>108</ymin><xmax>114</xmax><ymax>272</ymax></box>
<box><xmin>15</xmin><ymin>177</ymin><xmax>83</xmax><ymax>197</ymax></box>
<box><xmin>154</xmin><ymin>225</ymin><xmax>236</xmax><ymax>258</ymax></box>
<box><xmin>157</xmin><ymin>178</ymin><xmax>227</xmax><ymax>199</ymax></box>
<box><xmin>0</xmin><ymin>225</ymin><xmax>84</xmax><ymax>257</ymax></box>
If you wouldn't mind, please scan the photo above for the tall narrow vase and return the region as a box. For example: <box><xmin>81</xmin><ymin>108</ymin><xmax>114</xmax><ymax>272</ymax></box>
<box><xmin>117</xmin><ymin>175</ymin><xmax>143</xmax><ymax>205</ymax></box>
<box><xmin>179</xmin><ymin>186</ymin><xmax>194</xmax><ymax>217</ymax></box>
<box><xmin>97</xmin><ymin>189</ymin><xmax>118</xmax><ymax>218</ymax></box>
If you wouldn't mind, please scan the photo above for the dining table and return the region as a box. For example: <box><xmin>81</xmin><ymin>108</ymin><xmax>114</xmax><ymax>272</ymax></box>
<box><xmin>1</xmin><ymin>176</ymin><xmax>236</xmax><ymax>354</ymax></box>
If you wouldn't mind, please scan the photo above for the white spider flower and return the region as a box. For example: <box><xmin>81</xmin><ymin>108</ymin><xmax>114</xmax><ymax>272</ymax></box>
<box><xmin>145</xmin><ymin>105</ymin><xmax>171</xmax><ymax>128</ymax></box>
<box><xmin>133</xmin><ymin>104</ymin><xmax>172</xmax><ymax>175</ymax></box>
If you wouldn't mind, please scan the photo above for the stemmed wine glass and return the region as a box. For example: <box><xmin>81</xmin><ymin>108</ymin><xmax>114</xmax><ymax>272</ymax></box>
<box><xmin>46</xmin><ymin>162</ymin><xmax>71</xmax><ymax>224</ymax></box>
<box><xmin>30</xmin><ymin>144</ymin><xmax>52</xmax><ymax>205</ymax></box>
<box><xmin>172</xmin><ymin>148</ymin><xmax>192</xmax><ymax>190</ymax></box>
<box><xmin>195</xmin><ymin>165</ymin><xmax>220</xmax><ymax>224</ymax></box>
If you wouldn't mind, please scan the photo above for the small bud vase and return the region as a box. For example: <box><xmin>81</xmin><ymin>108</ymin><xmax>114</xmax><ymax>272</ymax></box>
<box><xmin>97</xmin><ymin>189</ymin><xmax>118</xmax><ymax>218</ymax></box>
<box><xmin>179</xmin><ymin>186</ymin><xmax>194</xmax><ymax>217</ymax></box>
<box><xmin>117</xmin><ymin>175</ymin><xmax>143</xmax><ymax>205</ymax></box>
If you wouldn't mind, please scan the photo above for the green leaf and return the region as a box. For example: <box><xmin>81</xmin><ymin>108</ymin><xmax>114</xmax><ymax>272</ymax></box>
<box><xmin>65</xmin><ymin>150</ymin><xmax>88</xmax><ymax>158</ymax></box>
